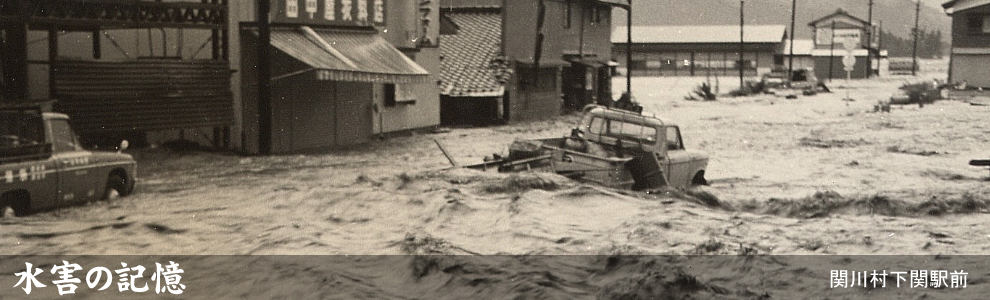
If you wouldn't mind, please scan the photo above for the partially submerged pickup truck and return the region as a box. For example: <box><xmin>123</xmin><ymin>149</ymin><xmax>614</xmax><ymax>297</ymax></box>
<box><xmin>467</xmin><ymin>105</ymin><xmax>709</xmax><ymax>190</ymax></box>
<box><xmin>1</xmin><ymin>103</ymin><xmax>136</xmax><ymax>217</ymax></box>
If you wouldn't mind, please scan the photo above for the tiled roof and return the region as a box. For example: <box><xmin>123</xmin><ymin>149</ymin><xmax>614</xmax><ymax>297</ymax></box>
<box><xmin>439</xmin><ymin>11</ymin><xmax>506</xmax><ymax>97</ymax></box>
<box><xmin>612</xmin><ymin>25</ymin><xmax>786</xmax><ymax>44</ymax></box>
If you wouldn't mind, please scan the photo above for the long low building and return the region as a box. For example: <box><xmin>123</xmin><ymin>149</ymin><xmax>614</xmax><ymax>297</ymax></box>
<box><xmin>612</xmin><ymin>25</ymin><xmax>787</xmax><ymax>77</ymax></box>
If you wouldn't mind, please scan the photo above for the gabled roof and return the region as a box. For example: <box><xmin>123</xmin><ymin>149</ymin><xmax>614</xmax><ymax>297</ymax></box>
<box><xmin>611</xmin><ymin>25</ymin><xmax>787</xmax><ymax>44</ymax></box>
<box><xmin>942</xmin><ymin>0</ymin><xmax>990</xmax><ymax>14</ymax></box>
<box><xmin>439</xmin><ymin>10</ymin><xmax>506</xmax><ymax>97</ymax></box>
<box><xmin>782</xmin><ymin>39</ymin><xmax>815</xmax><ymax>56</ymax></box>
<box><xmin>808</xmin><ymin>9</ymin><xmax>870</xmax><ymax>26</ymax></box>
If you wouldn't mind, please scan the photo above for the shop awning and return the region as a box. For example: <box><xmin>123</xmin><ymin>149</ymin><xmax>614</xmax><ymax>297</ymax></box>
<box><xmin>568</xmin><ymin>58</ymin><xmax>606</xmax><ymax>68</ymax></box>
<box><xmin>267</xmin><ymin>26</ymin><xmax>429</xmax><ymax>84</ymax></box>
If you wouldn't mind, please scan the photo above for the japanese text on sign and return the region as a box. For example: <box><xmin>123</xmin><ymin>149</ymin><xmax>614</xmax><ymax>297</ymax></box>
<box><xmin>275</xmin><ymin>0</ymin><xmax>386</xmax><ymax>27</ymax></box>
<box><xmin>13</xmin><ymin>261</ymin><xmax>186</xmax><ymax>295</ymax></box>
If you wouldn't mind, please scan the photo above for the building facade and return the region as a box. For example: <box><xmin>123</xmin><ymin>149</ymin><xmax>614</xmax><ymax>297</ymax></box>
<box><xmin>438</xmin><ymin>0</ymin><xmax>622</xmax><ymax>126</ymax></box>
<box><xmin>0</xmin><ymin>0</ymin><xmax>234</xmax><ymax>148</ymax></box>
<box><xmin>807</xmin><ymin>9</ymin><xmax>881</xmax><ymax>80</ymax></box>
<box><xmin>943</xmin><ymin>0</ymin><xmax>990</xmax><ymax>88</ymax></box>
<box><xmin>235</xmin><ymin>0</ymin><xmax>442</xmax><ymax>153</ymax></box>
<box><xmin>612</xmin><ymin>25</ymin><xmax>786</xmax><ymax>78</ymax></box>
<box><xmin>0</xmin><ymin>0</ymin><xmax>442</xmax><ymax>154</ymax></box>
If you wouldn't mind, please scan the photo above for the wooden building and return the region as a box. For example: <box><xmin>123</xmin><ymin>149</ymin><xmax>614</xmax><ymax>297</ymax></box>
<box><xmin>236</xmin><ymin>0</ymin><xmax>442</xmax><ymax>153</ymax></box>
<box><xmin>807</xmin><ymin>9</ymin><xmax>881</xmax><ymax>80</ymax></box>
<box><xmin>438</xmin><ymin>0</ymin><xmax>624</xmax><ymax>126</ymax></box>
<box><xmin>611</xmin><ymin>25</ymin><xmax>787</xmax><ymax>77</ymax></box>
<box><xmin>0</xmin><ymin>0</ymin><xmax>233</xmax><ymax>147</ymax></box>
<box><xmin>943</xmin><ymin>0</ymin><xmax>990</xmax><ymax>88</ymax></box>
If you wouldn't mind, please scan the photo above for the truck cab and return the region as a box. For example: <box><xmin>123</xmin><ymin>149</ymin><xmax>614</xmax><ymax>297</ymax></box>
<box><xmin>1</xmin><ymin>105</ymin><xmax>136</xmax><ymax>216</ymax></box>
<box><xmin>575</xmin><ymin>106</ymin><xmax>709</xmax><ymax>189</ymax></box>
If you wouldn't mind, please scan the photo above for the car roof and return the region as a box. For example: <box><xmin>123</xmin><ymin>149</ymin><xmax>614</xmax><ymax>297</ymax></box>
<box><xmin>585</xmin><ymin>106</ymin><xmax>674</xmax><ymax>127</ymax></box>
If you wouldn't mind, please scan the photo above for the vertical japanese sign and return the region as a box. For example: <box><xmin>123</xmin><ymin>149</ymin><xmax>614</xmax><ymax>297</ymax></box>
<box><xmin>273</xmin><ymin>0</ymin><xmax>386</xmax><ymax>27</ymax></box>
<box><xmin>417</xmin><ymin>0</ymin><xmax>438</xmax><ymax>47</ymax></box>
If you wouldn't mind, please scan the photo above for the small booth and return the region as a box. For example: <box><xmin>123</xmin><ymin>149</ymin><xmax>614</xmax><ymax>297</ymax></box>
<box><xmin>242</xmin><ymin>0</ymin><xmax>430</xmax><ymax>153</ymax></box>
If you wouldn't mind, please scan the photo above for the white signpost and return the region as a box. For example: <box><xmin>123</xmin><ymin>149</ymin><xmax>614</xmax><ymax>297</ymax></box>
<box><xmin>842</xmin><ymin>37</ymin><xmax>858</xmax><ymax>80</ymax></box>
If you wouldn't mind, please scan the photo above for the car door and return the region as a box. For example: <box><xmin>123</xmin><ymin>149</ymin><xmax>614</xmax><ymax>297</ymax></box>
<box><xmin>47</xmin><ymin>118</ymin><xmax>97</xmax><ymax>205</ymax></box>
<box><xmin>663</xmin><ymin>126</ymin><xmax>694</xmax><ymax>188</ymax></box>
<box><xmin>1</xmin><ymin>110</ymin><xmax>59</xmax><ymax>211</ymax></box>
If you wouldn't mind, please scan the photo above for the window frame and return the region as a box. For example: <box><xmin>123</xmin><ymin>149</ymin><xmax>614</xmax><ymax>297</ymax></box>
<box><xmin>966</xmin><ymin>13</ymin><xmax>990</xmax><ymax>35</ymax></box>
<box><xmin>384</xmin><ymin>83</ymin><xmax>417</xmax><ymax>107</ymax></box>
<box><xmin>47</xmin><ymin>119</ymin><xmax>81</xmax><ymax>153</ymax></box>
<box><xmin>665</xmin><ymin>126</ymin><xmax>684</xmax><ymax>151</ymax></box>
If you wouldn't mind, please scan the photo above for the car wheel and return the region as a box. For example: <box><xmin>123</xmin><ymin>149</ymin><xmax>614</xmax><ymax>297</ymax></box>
<box><xmin>0</xmin><ymin>198</ymin><xmax>29</xmax><ymax>218</ymax></box>
<box><xmin>104</xmin><ymin>174</ymin><xmax>129</xmax><ymax>200</ymax></box>
<box><xmin>1</xmin><ymin>205</ymin><xmax>16</xmax><ymax>218</ymax></box>
<box><xmin>691</xmin><ymin>171</ymin><xmax>708</xmax><ymax>186</ymax></box>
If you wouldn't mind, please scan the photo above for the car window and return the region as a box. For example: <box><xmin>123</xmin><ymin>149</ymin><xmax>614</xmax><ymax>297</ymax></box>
<box><xmin>0</xmin><ymin>110</ymin><xmax>44</xmax><ymax>149</ymax></box>
<box><xmin>606</xmin><ymin>120</ymin><xmax>657</xmax><ymax>145</ymax></box>
<box><xmin>49</xmin><ymin>120</ymin><xmax>81</xmax><ymax>153</ymax></box>
<box><xmin>587</xmin><ymin>117</ymin><xmax>605</xmax><ymax>135</ymax></box>
<box><xmin>666</xmin><ymin>126</ymin><xmax>683</xmax><ymax>150</ymax></box>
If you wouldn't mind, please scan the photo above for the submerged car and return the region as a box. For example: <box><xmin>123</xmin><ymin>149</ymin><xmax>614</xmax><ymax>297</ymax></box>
<box><xmin>1</xmin><ymin>104</ymin><xmax>136</xmax><ymax>217</ymax></box>
<box><xmin>467</xmin><ymin>105</ymin><xmax>709</xmax><ymax>190</ymax></box>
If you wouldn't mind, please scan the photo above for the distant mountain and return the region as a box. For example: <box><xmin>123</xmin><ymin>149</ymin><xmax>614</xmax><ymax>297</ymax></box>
<box><xmin>615</xmin><ymin>0</ymin><xmax>951</xmax><ymax>42</ymax></box>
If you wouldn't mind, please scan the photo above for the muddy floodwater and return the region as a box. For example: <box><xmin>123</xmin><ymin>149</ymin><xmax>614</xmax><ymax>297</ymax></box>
<box><xmin>2</xmin><ymin>61</ymin><xmax>988</xmax><ymax>299</ymax></box>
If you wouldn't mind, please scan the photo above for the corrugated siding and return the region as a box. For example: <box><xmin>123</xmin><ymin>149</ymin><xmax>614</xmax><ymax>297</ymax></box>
<box><xmin>51</xmin><ymin>60</ymin><xmax>233</xmax><ymax>133</ymax></box>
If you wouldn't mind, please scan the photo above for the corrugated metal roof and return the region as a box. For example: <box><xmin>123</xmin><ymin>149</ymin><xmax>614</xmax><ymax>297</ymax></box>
<box><xmin>943</xmin><ymin>0</ymin><xmax>990</xmax><ymax>14</ymax></box>
<box><xmin>611</xmin><ymin>25</ymin><xmax>786</xmax><ymax>44</ymax></box>
<box><xmin>439</xmin><ymin>11</ymin><xmax>506</xmax><ymax>97</ymax></box>
<box><xmin>782</xmin><ymin>39</ymin><xmax>815</xmax><ymax>56</ymax></box>
<box><xmin>440</xmin><ymin>0</ymin><xmax>502</xmax><ymax>9</ymax></box>
<box><xmin>266</xmin><ymin>27</ymin><xmax>429</xmax><ymax>83</ymax></box>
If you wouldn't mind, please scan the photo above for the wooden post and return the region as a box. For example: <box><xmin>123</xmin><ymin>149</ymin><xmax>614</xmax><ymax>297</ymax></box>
<box><xmin>739</xmin><ymin>0</ymin><xmax>745</xmax><ymax>88</ymax></box>
<box><xmin>787</xmin><ymin>0</ymin><xmax>797</xmax><ymax>84</ymax></box>
<box><xmin>258</xmin><ymin>0</ymin><xmax>273</xmax><ymax>154</ymax></box>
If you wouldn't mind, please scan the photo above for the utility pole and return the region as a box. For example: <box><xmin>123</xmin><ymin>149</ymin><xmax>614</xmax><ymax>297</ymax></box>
<box><xmin>866</xmin><ymin>0</ymin><xmax>873</xmax><ymax>78</ymax></box>
<box><xmin>911</xmin><ymin>0</ymin><xmax>920</xmax><ymax>76</ymax></box>
<box><xmin>787</xmin><ymin>0</ymin><xmax>796</xmax><ymax>85</ymax></box>
<box><xmin>739</xmin><ymin>0</ymin><xmax>745</xmax><ymax>88</ymax></box>
<box><xmin>829</xmin><ymin>21</ymin><xmax>836</xmax><ymax>82</ymax></box>
<box><xmin>257</xmin><ymin>0</ymin><xmax>273</xmax><ymax>154</ymax></box>
<box><xmin>626</xmin><ymin>0</ymin><xmax>632</xmax><ymax>95</ymax></box>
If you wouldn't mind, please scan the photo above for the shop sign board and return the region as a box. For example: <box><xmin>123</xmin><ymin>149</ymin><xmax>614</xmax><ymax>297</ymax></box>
<box><xmin>273</xmin><ymin>0</ymin><xmax>386</xmax><ymax>27</ymax></box>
